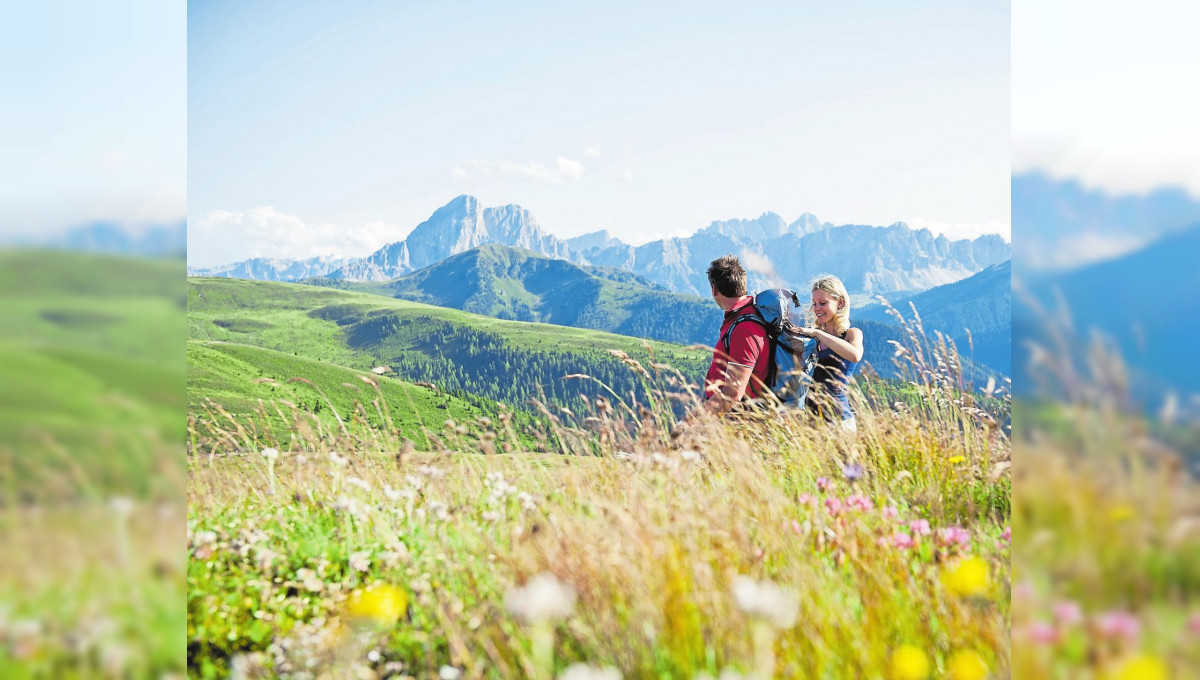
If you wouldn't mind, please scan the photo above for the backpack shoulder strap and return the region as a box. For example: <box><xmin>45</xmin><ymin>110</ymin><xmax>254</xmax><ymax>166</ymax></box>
<box><xmin>721</xmin><ymin>308</ymin><xmax>767</xmax><ymax>355</ymax></box>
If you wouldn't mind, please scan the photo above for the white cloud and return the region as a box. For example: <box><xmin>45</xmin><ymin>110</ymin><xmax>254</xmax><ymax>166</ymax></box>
<box><xmin>620</xmin><ymin>170</ymin><xmax>635</xmax><ymax>181</ymax></box>
<box><xmin>188</xmin><ymin>207</ymin><xmax>398</xmax><ymax>268</ymax></box>
<box><xmin>556</xmin><ymin>157</ymin><xmax>586</xmax><ymax>179</ymax></box>
<box><xmin>450</xmin><ymin>156</ymin><xmax>587</xmax><ymax>184</ymax></box>
<box><xmin>906</xmin><ymin>218</ymin><xmax>1011</xmax><ymax>242</ymax></box>
<box><xmin>583</xmin><ymin>146</ymin><xmax>602</xmax><ymax>158</ymax></box>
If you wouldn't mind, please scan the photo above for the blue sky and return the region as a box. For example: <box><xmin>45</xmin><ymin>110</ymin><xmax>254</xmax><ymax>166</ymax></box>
<box><xmin>0</xmin><ymin>0</ymin><xmax>186</xmax><ymax>239</ymax></box>
<box><xmin>186</xmin><ymin>0</ymin><xmax>1010</xmax><ymax>268</ymax></box>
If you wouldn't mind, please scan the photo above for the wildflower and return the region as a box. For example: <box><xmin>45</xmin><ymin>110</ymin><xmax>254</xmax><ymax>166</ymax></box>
<box><xmin>948</xmin><ymin>456</ymin><xmax>966</xmax><ymax>464</ymax></box>
<box><xmin>1095</xmin><ymin>611</ymin><xmax>1140</xmax><ymax>640</ymax></box>
<box><xmin>797</xmin><ymin>493</ymin><xmax>816</xmax><ymax>507</ymax></box>
<box><xmin>908</xmin><ymin>520</ymin><xmax>931</xmax><ymax>537</ymax></box>
<box><xmin>558</xmin><ymin>663</ymin><xmax>622</xmax><ymax>680</ymax></box>
<box><xmin>882</xmin><ymin>505</ymin><xmax>899</xmax><ymax>520</ymax></box>
<box><xmin>816</xmin><ymin>477</ymin><xmax>831</xmax><ymax>492</ymax></box>
<box><xmin>505</xmin><ymin>573</ymin><xmax>576</xmax><ymax>625</ymax></box>
<box><xmin>889</xmin><ymin>531</ymin><xmax>915</xmax><ymax>549</ymax></box>
<box><xmin>730</xmin><ymin>575</ymin><xmax>800</xmax><ymax>629</ymax></box>
<box><xmin>346</xmin><ymin>476</ymin><xmax>371</xmax><ymax>491</ymax></box>
<box><xmin>345</xmin><ymin>583</ymin><xmax>408</xmax><ymax>624</ymax></box>
<box><xmin>1053</xmin><ymin>600</ymin><xmax>1083</xmax><ymax>627</ymax></box>
<box><xmin>946</xmin><ymin>650</ymin><xmax>988</xmax><ymax>680</ymax></box>
<box><xmin>842</xmin><ymin>463</ymin><xmax>864</xmax><ymax>481</ymax></box>
<box><xmin>1188</xmin><ymin>612</ymin><xmax>1200</xmax><ymax>635</ymax></box>
<box><xmin>440</xmin><ymin>666</ymin><xmax>463</xmax><ymax>680</ymax></box>
<box><xmin>680</xmin><ymin>450</ymin><xmax>701</xmax><ymax>462</ymax></box>
<box><xmin>1111</xmin><ymin>654</ymin><xmax>1168</xmax><ymax>680</ymax></box>
<box><xmin>1025</xmin><ymin>621</ymin><xmax>1059</xmax><ymax>645</ymax></box>
<box><xmin>482</xmin><ymin>510</ymin><xmax>501</xmax><ymax>523</ymax></box>
<box><xmin>296</xmin><ymin>568</ymin><xmax>324</xmax><ymax>593</ymax></box>
<box><xmin>428</xmin><ymin>501</ymin><xmax>450</xmax><ymax>522</ymax></box>
<box><xmin>824</xmin><ymin>497</ymin><xmax>844</xmax><ymax>516</ymax></box>
<box><xmin>889</xmin><ymin>644</ymin><xmax>930</xmax><ymax>680</ymax></box>
<box><xmin>349</xmin><ymin>551</ymin><xmax>371</xmax><ymax>573</ymax></box>
<box><xmin>261</xmin><ymin>447</ymin><xmax>279</xmax><ymax>461</ymax></box>
<box><xmin>109</xmin><ymin>496</ymin><xmax>135</xmax><ymax>520</ymax></box>
<box><xmin>940</xmin><ymin>556</ymin><xmax>989</xmax><ymax>598</ymax></box>
<box><xmin>517</xmin><ymin>491</ymin><xmax>537</xmax><ymax>512</ymax></box>
<box><xmin>935</xmin><ymin>527</ymin><xmax>971</xmax><ymax>549</ymax></box>
<box><xmin>1108</xmin><ymin>505</ymin><xmax>1135</xmax><ymax>523</ymax></box>
<box><xmin>845</xmin><ymin>494</ymin><xmax>872</xmax><ymax>512</ymax></box>
<box><xmin>1001</xmin><ymin>526</ymin><xmax>1011</xmax><ymax>543</ymax></box>
<box><xmin>329</xmin><ymin>452</ymin><xmax>349</xmax><ymax>467</ymax></box>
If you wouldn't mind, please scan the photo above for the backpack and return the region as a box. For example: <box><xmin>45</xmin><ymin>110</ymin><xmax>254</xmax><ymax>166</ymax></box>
<box><xmin>721</xmin><ymin>288</ymin><xmax>816</xmax><ymax>407</ymax></box>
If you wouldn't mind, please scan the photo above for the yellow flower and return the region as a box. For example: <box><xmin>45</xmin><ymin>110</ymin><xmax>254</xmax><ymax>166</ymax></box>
<box><xmin>948</xmin><ymin>456</ymin><xmax>966</xmax><ymax>464</ymax></box>
<box><xmin>890</xmin><ymin>645</ymin><xmax>930</xmax><ymax>680</ymax></box>
<box><xmin>1111</xmin><ymin>654</ymin><xmax>1168</xmax><ymax>680</ymax></box>
<box><xmin>947</xmin><ymin>649</ymin><xmax>989</xmax><ymax>680</ymax></box>
<box><xmin>1108</xmin><ymin>505</ymin><xmax>1135</xmax><ymax>523</ymax></box>
<box><xmin>941</xmin><ymin>556</ymin><xmax>989</xmax><ymax>598</ymax></box>
<box><xmin>345</xmin><ymin>583</ymin><xmax>408</xmax><ymax>624</ymax></box>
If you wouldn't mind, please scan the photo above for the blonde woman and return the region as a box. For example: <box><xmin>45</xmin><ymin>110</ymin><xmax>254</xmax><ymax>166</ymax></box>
<box><xmin>796</xmin><ymin>275</ymin><xmax>864</xmax><ymax>433</ymax></box>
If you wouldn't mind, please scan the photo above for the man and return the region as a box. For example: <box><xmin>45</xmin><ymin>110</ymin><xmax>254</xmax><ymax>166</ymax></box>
<box><xmin>700</xmin><ymin>254</ymin><xmax>770</xmax><ymax>415</ymax></box>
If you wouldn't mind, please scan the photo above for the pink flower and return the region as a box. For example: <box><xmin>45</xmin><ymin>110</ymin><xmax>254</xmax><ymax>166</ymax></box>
<box><xmin>908</xmin><ymin>519</ymin><xmax>931</xmax><ymax>537</ymax></box>
<box><xmin>881</xmin><ymin>505</ymin><xmax>899</xmax><ymax>521</ymax></box>
<box><xmin>1002</xmin><ymin>526</ymin><xmax>1011</xmax><ymax>543</ymax></box>
<box><xmin>789</xmin><ymin>519</ymin><xmax>803</xmax><ymax>535</ymax></box>
<box><xmin>1026</xmin><ymin>621</ymin><xmax>1060</xmax><ymax>645</ymax></box>
<box><xmin>1188</xmin><ymin>612</ymin><xmax>1200</xmax><ymax>635</ymax></box>
<box><xmin>889</xmin><ymin>531</ymin><xmax>915</xmax><ymax>549</ymax></box>
<box><xmin>846</xmin><ymin>494</ymin><xmax>872</xmax><ymax>512</ymax></box>
<box><xmin>824</xmin><ymin>497</ymin><xmax>844</xmax><ymax>516</ymax></box>
<box><xmin>935</xmin><ymin>527</ymin><xmax>971</xmax><ymax>548</ymax></box>
<box><xmin>1095</xmin><ymin>611</ymin><xmax>1140</xmax><ymax>640</ymax></box>
<box><xmin>1053</xmin><ymin>600</ymin><xmax>1083</xmax><ymax>627</ymax></box>
<box><xmin>1013</xmin><ymin>580</ymin><xmax>1034</xmax><ymax>603</ymax></box>
<box><xmin>816</xmin><ymin>477</ymin><xmax>832</xmax><ymax>492</ymax></box>
<box><xmin>797</xmin><ymin>493</ymin><xmax>816</xmax><ymax>507</ymax></box>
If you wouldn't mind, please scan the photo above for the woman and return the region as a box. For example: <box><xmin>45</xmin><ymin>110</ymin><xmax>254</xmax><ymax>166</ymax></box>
<box><xmin>797</xmin><ymin>275</ymin><xmax>864</xmax><ymax>433</ymax></box>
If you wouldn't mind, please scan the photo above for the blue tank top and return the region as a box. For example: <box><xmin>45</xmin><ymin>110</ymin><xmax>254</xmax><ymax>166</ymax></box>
<box><xmin>806</xmin><ymin>330</ymin><xmax>859</xmax><ymax>421</ymax></box>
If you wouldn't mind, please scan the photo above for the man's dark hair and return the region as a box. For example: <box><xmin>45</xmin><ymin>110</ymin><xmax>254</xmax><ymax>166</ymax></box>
<box><xmin>707</xmin><ymin>254</ymin><xmax>747</xmax><ymax>297</ymax></box>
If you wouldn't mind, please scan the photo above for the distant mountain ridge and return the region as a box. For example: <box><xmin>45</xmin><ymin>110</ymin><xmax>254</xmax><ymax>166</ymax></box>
<box><xmin>24</xmin><ymin>220</ymin><xmax>187</xmax><ymax>258</ymax></box>
<box><xmin>190</xmin><ymin>196</ymin><xmax>1010</xmax><ymax>298</ymax></box>
<box><xmin>860</xmin><ymin>260</ymin><xmax>1011</xmax><ymax>373</ymax></box>
<box><xmin>304</xmin><ymin>243</ymin><xmax>1010</xmax><ymax>379</ymax></box>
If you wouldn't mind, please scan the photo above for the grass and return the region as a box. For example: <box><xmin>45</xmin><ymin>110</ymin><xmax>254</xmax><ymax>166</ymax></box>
<box><xmin>186</xmin><ymin>312</ymin><xmax>1013</xmax><ymax>679</ymax></box>
<box><xmin>0</xmin><ymin>250</ymin><xmax>186</xmax><ymax>677</ymax></box>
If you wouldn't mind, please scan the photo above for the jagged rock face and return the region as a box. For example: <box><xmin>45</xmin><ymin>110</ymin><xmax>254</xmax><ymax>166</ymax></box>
<box><xmin>195</xmin><ymin>196</ymin><xmax>1010</xmax><ymax>297</ymax></box>
<box><xmin>189</xmin><ymin>255</ymin><xmax>350</xmax><ymax>281</ymax></box>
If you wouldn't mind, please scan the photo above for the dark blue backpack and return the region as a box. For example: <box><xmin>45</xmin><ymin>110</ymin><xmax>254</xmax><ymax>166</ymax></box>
<box><xmin>720</xmin><ymin>288</ymin><xmax>816</xmax><ymax>407</ymax></box>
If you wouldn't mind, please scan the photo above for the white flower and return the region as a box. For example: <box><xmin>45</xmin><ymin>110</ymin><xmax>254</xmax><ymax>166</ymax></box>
<box><xmin>482</xmin><ymin>510</ymin><xmax>501</xmax><ymax>523</ymax></box>
<box><xmin>680</xmin><ymin>450</ymin><xmax>702</xmax><ymax>462</ymax></box>
<box><xmin>349</xmin><ymin>551</ymin><xmax>371</xmax><ymax>573</ymax></box>
<box><xmin>109</xmin><ymin>496</ymin><xmax>135</xmax><ymax>519</ymax></box>
<box><xmin>505</xmin><ymin>573</ymin><xmax>577</xmax><ymax>625</ymax></box>
<box><xmin>517</xmin><ymin>491</ymin><xmax>537</xmax><ymax>512</ymax></box>
<box><xmin>428</xmin><ymin>501</ymin><xmax>449</xmax><ymax>522</ymax></box>
<box><xmin>329</xmin><ymin>452</ymin><xmax>349</xmax><ymax>467</ymax></box>
<box><xmin>346</xmin><ymin>476</ymin><xmax>371</xmax><ymax>491</ymax></box>
<box><xmin>558</xmin><ymin>663</ymin><xmax>622</xmax><ymax>680</ymax></box>
<box><xmin>439</xmin><ymin>666</ymin><xmax>462</xmax><ymax>680</ymax></box>
<box><xmin>193</xmin><ymin>530</ymin><xmax>218</xmax><ymax>547</ymax></box>
<box><xmin>261</xmin><ymin>448</ymin><xmax>280</xmax><ymax>461</ymax></box>
<box><xmin>730</xmin><ymin>575</ymin><xmax>800</xmax><ymax>629</ymax></box>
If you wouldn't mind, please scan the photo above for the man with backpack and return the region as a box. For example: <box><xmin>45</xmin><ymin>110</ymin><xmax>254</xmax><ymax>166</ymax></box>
<box><xmin>699</xmin><ymin>254</ymin><xmax>771</xmax><ymax>416</ymax></box>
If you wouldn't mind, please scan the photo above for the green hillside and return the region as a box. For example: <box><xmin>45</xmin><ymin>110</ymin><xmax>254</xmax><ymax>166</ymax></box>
<box><xmin>0</xmin><ymin>250</ymin><xmax>184</xmax><ymax>502</ymax></box>
<box><xmin>305</xmin><ymin>244</ymin><xmax>723</xmax><ymax>346</ymax></box>
<box><xmin>188</xmin><ymin>340</ymin><xmax>537</xmax><ymax>451</ymax></box>
<box><xmin>188</xmin><ymin>277</ymin><xmax>711</xmax><ymax>432</ymax></box>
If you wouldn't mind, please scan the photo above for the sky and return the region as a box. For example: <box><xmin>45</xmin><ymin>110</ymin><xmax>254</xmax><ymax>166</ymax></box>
<box><xmin>185</xmin><ymin>0</ymin><xmax>1010</xmax><ymax>268</ymax></box>
<box><xmin>0</xmin><ymin>1</ymin><xmax>186</xmax><ymax>239</ymax></box>
<box><xmin>1012</xmin><ymin>0</ymin><xmax>1200</xmax><ymax>198</ymax></box>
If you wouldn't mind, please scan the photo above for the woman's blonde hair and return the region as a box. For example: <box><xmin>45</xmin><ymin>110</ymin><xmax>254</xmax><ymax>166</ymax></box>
<box><xmin>810</xmin><ymin>274</ymin><xmax>851</xmax><ymax>334</ymax></box>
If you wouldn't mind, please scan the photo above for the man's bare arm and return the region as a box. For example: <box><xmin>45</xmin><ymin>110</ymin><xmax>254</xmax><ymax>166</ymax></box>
<box><xmin>703</xmin><ymin>361</ymin><xmax>755</xmax><ymax>415</ymax></box>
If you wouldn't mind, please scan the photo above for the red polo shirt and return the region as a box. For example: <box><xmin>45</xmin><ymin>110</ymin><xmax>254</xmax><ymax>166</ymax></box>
<box><xmin>704</xmin><ymin>296</ymin><xmax>770</xmax><ymax>401</ymax></box>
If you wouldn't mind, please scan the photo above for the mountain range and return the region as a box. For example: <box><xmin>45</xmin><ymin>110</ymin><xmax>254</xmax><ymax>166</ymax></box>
<box><xmin>304</xmin><ymin>243</ymin><xmax>1010</xmax><ymax>380</ymax></box>
<box><xmin>859</xmin><ymin>260</ymin><xmax>1011</xmax><ymax>373</ymax></box>
<box><xmin>189</xmin><ymin>196</ymin><xmax>1010</xmax><ymax>299</ymax></box>
<box><xmin>16</xmin><ymin>220</ymin><xmax>187</xmax><ymax>258</ymax></box>
<box><xmin>1012</xmin><ymin>172</ymin><xmax>1200</xmax><ymax>275</ymax></box>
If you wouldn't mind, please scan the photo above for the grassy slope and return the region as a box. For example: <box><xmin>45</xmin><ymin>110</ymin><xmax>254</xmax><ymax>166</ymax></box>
<box><xmin>0</xmin><ymin>250</ymin><xmax>184</xmax><ymax>501</ymax></box>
